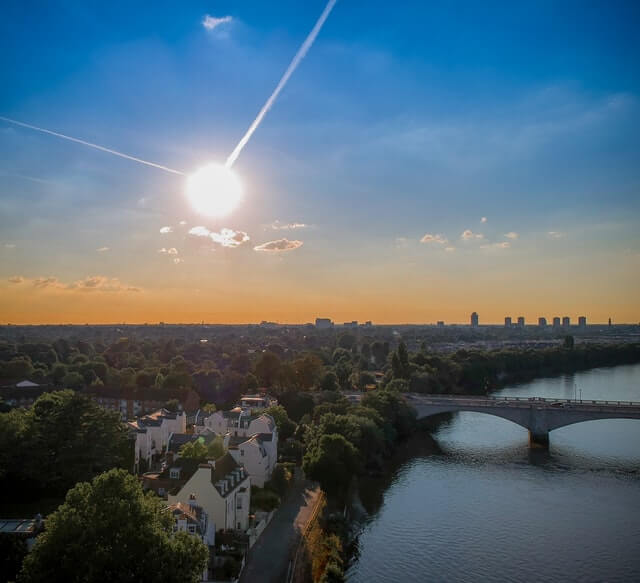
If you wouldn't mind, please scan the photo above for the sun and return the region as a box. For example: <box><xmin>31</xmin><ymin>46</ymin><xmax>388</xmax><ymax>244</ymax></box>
<box><xmin>186</xmin><ymin>162</ymin><xmax>243</xmax><ymax>217</ymax></box>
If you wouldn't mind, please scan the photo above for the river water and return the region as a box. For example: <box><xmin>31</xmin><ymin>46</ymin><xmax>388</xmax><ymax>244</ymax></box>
<box><xmin>346</xmin><ymin>364</ymin><xmax>640</xmax><ymax>582</ymax></box>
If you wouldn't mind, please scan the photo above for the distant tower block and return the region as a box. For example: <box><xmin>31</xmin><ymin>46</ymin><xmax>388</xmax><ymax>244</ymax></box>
<box><xmin>504</xmin><ymin>317</ymin><xmax>512</xmax><ymax>328</ymax></box>
<box><xmin>562</xmin><ymin>316</ymin><xmax>570</xmax><ymax>328</ymax></box>
<box><xmin>517</xmin><ymin>316</ymin><xmax>525</xmax><ymax>328</ymax></box>
<box><xmin>578</xmin><ymin>316</ymin><xmax>587</xmax><ymax>328</ymax></box>
<box><xmin>470</xmin><ymin>312</ymin><xmax>479</xmax><ymax>328</ymax></box>
<box><xmin>538</xmin><ymin>317</ymin><xmax>547</xmax><ymax>328</ymax></box>
<box><xmin>437</xmin><ymin>321</ymin><xmax>445</xmax><ymax>328</ymax></box>
<box><xmin>552</xmin><ymin>317</ymin><xmax>561</xmax><ymax>329</ymax></box>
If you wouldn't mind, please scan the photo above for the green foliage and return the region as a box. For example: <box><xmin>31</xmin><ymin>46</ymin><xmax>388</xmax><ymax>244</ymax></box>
<box><xmin>0</xmin><ymin>533</ymin><xmax>28</xmax><ymax>582</ymax></box>
<box><xmin>164</xmin><ymin>398</ymin><xmax>180</xmax><ymax>412</ymax></box>
<box><xmin>207</xmin><ymin>436</ymin><xmax>225</xmax><ymax>460</ymax></box>
<box><xmin>303</xmin><ymin>433</ymin><xmax>358</xmax><ymax>498</ymax></box>
<box><xmin>263</xmin><ymin>405</ymin><xmax>296</xmax><ymax>441</ymax></box>
<box><xmin>320</xmin><ymin>371</ymin><xmax>339</xmax><ymax>392</ymax></box>
<box><xmin>0</xmin><ymin>391</ymin><xmax>129</xmax><ymax>499</ymax></box>
<box><xmin>250</xmin><ymin>485</ymin><xmax>280</xmax><ymax>512</ymax></box>
<box><xmin>19</xmin><ymin>469</ymin><xmax>208</xmax><ymax>583</ymax></box>
<box><xmin>254</xmin><ymin>351</ymin><xmax>282</xmax><ymax>387</ymax></box>
<box><xmin>179</xmin><ymin>440</ymin><xmax>209</xmax><ymax>461</ymax></box>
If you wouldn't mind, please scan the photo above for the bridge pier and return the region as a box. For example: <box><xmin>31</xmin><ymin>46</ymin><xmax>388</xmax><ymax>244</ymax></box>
<box><xmin>528</xmin><ymin>430</ymin><xmax>549</xmax><ymax>449</ymax></box>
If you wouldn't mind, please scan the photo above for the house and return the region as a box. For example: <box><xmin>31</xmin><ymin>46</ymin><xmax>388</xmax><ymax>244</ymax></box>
<box><xmin>226</xmin><ymin>433</ymin><xmax>276</xmax><ymax>487</ymax></box>
<box><xmin>168</xmin><ymin>453</ymin><xmax>250</xmax><ymax>532</ymax></box>
<box><xmin>239</xmin><ymin>394</ymin><xmax>277</xmax><ymax>410</ymax></box>
<box><xmin>0</xmin><ymin>515</ymin><xmax>45</xmax><ymax>551</ymax></box>
<box><xmin>200</xmin><ymin>409</ymin><xmax>276</xmax><ymax>441</ymax></box>
<box><xmin>141</xmin><ymin>458</ymin><xmax>201</xmax><ymax>498</ymax></box>
<box><xmin>128</xmin><ymin>408</ymin><xmax>186</xmax><ymax>473</ymax></box>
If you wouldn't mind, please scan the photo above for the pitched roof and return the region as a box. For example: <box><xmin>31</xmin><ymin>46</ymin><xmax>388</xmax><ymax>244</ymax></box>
<box><xmin>210</xmin><ymin>453</ymin><xmax>248</xmax><ymax>497</ymax></box>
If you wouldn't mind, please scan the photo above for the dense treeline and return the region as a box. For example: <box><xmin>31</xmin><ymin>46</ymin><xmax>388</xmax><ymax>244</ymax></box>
<box><xmin>1</xmin><ymin>334</ymin><xmax>639</xmax><ymax>414</ymax></box>
<box><xmin>0</xmin><ymin>391</ymin><xmax>130</xmax><ymax>501</ymax></box>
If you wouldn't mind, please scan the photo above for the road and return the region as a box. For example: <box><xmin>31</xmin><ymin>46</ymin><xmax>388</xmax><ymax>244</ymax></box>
<box><xmin>239</xmin><ymin>469</ymin><xmax>321</xmax><ymax>583</ymax></box>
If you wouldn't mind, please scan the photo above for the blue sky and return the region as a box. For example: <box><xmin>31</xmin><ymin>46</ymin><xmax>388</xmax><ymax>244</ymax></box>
<box><xmin>1</xmin><ymin>1</ymin><xmax>639</xmax><ymax>323</ymax></box>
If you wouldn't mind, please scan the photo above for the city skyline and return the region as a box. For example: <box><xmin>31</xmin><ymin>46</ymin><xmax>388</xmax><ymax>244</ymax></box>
<box><xmin>1</xmin><ymin>1</ymin><xmax>639</xmax><ymax>324</ymax></box>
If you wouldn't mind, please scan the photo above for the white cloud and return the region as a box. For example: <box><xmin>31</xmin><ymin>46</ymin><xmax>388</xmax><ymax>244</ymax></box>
<box><xmin>420</xmin><ymin>233</ymin><xmax>448</xmax><ymax>245</ymax></box>
<box><xmin>188</xmin><ymin>226</ymin><xmax>249</xmax><ymax>248</ymax></box>
<box><xmin>202</xmin><ymin>14</ymin><xmax>232</xmax><ymax>31</ymax></box>
<box><xmin>271</xmin><ymin>220</ymin><xmax>309</xmax><ymax>230</ymax></box>
<box><xmin>7</xmin><ymin>275</ymin><xmax>139</xmax><ymax>292</ymax></box>
<box><xmin>158</xmin><ymin>247</ymin><xmax>178</xmax><ymax>255</ymax></box>
<box><xmin>504</xmin><ymin>232</ymin><xmax>519</xmax><ymax>239</ymax></box>
<box><xmin>481</xmin><ymin>217</ymin><xmax>487</xmax><ymax>223</ymax></box>
<box><xmin>173</xmin><ymin>258</ymin><xmax>184</xmax><ymax>264</ymax></box>
<box><xmin>547</xmin><ymin>231</ymin><xmax>565</xmax><ymax>239</ymax></box>
<box><xmin>254</xmin><ymin>239</ymin><xmax>304</xmax><ymax>253</ymax></box>
<box><xmin>210</xmin><ymin>229</ymin><xmax>250</xmax><ymax>248</ymax></box>
<box><xmin>445</xmin><ymin>246</ymin><xmax>456</xmax><ymax>252</ymax></box>
<box><xmin>461</xmin><ymin>229</ymin><xmax>484</xmax><ymax>240</ymax></box>
<box><xmin>481</xmin><ymin>241</ymin><xmax>511</xmax><ymax>249</ymax></box>
<box><xmin>96</xmin><ymin>246</ymin><xmax>110</xmax><ymax>252</ymax></box>
<box><xmin>188</xmin><ymin>226</ymin><xmax>211</xmax><ymax>238</ymax></box>
<box><xmin>159</xmin><ymin>226</ymin><xmax>173</xmax><ymax>234</ymax></box>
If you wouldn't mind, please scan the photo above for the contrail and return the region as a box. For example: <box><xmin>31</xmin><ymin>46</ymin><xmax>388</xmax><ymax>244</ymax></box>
<box><xmin>225</xmin><ymin>0</ymin><xmax>338</xmax><ymax>168</ymax></box>
<box><xmin>0</xmin><ymin>116</ymin><xmax>185</xmax><ymax>176</ymax></box>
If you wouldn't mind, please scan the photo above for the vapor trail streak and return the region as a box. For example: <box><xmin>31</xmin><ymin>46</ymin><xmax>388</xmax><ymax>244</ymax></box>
<box><xmin>0</xmin><ymin>116</ymin><xmax>185</xmax><ymax>176</ymax></box>
<box><xmin>225</xmin><ymin>0</ymin><xmax>338</xmax><ymax>168</ymax></box>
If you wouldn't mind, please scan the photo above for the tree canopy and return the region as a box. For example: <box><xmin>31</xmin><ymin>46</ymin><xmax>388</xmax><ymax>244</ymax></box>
<box><xmin>19</xmin><ymin>469</ymin><xmax>208</xmax><ymax>583</ymax></box>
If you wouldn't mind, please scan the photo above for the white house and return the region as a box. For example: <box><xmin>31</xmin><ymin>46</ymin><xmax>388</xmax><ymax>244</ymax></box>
<box><xmin>227</xmin><ymin>433</ymin><xmax>276</xmax><ymax>487</ymax></box>
<box><xmin>167</xmin><ymin>500</ymin><xmax>215</xmax><ymax>546</ymax></box>
<box><xmin>200</xmin><ymin>408</ymin><xmax>276</xmax><ymax>441</ymax></box>
<box><xmin>128</xmin><ymin>408</ymin><xmax>186</xmax><ymax>472</ymax></box>
<box><xmin>168</xmin><ymin>453</ymin><xmax>250</xmax><ymax>532</ymax></box>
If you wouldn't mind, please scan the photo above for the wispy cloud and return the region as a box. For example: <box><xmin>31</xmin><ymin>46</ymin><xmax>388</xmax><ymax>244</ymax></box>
<box><xmin>188</xmin><ymin>226</ymin><xmax>249</xmax><ymax>248</ymax></box>
<box><xmin>504</xmin><ymin>232</ymin><xmax>519</xmax><ymax>239</ymax></box>
<box><xmin>159</xmin><ymin>226</ymin><xmax>173</xmax><ymax>234</ymax></box>
<box><xmin>420</xmin><ymin>233</ymin><xmax>448</xmax><ymax>245</ymax></box>
<box><xmin>173</xmin><ymin>258</ymin><xmax>184</xmax><ymax>264</ymax></box>
<box><xmin>8</xmin><ymin>275</ymin><xmax>140</xmax><ymax>292</ymax></box>
<box><xmin>481</xmin><ymin>241</ymin><xmax>511</xmax><ymax>249</ymax></box>
<box><xmin>547</xmin><ymin>231</ymin><xmax>565</xmax><ymax>239</ymax></box>
<box><xmin>254</xmin><ymin>239</ymin><xmax>304</xmax><ymax>253</ymax></box>
<box><xmin>461</xmin><ymin>229</ymin><xmax>484</xmax><ymax>240</ymax></box>
<box><xmin>202</xmin><ymin>14</ymin><xmax>232</xmax><ymax>31</ymax></box>
<box><xmin>4</xmin><ymin>243</ymin><xmax>16</xmax><ymax>249</ymax></box>
<box><xmin>445</xmin><ymin>246</ymin><xmax>456</xmax><ymax>252</ymax></box>
<box><xmin>158</xmin><ymin>247</ymin><xmax>179</xmax><ymax>255</ymax></box>
<box><xmin>96</xmin><ymin>246</ymin><xmax>110</xmax><ymax>252</ymax></box>
<box><xmin>395</xmin><ymin>237</ymin><xmax>409</xmax><ymax>249</ymax></box>
<box><xmin>271</xmin><ymin>220</ymin><xmax>309</xmax><ymax>230</ymax></box>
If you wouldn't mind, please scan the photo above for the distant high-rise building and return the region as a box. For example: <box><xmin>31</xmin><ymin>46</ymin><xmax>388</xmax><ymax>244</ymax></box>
<box><xmin>562</xmin><ymin>316</ymin><xmax>570</xmax><ymax>328</ymax></box>
<box><xmin>538</xmin><ymin>317</ymin><xmax>547</xmax><ymax>328</ymax></box>
<box><xmin>578</xmin><ymin>316</ymin><xmax>587</xmax><ymax>328</ymax></box>
<box><xmin>315</xmin><ymin>318</ymin><xmax>333</xmax><ymax>330</ymax></box>
<box><xmin>608</xmin><ymin>318</ymin><xmax>612</xmax><ymax>327</ymax></box>
<box><xmin>552</xmin><ymin>317</ymin><xmax>561</xmax><ymax>328</ymax></box>
<box><xmin>470</xmin><ymin>312</ymin><xmax>479</xmax><ymax>327</ymax></box>
<box><xmin>517</xmin><ymin>316</ymin><xmax>525</xmax><ymax>328</ymax></box>
<box><xmin>364</xmin><ymin>321</ymin><xmax>373</xmax><ymax>327</ymax></box>
<box><xmin>343</xmin><ymin>321</ymin><xmax>358</xmax><ymax>328</ymax></box>
<box><xmin>504</xmin><ymin>317</ymin><xmax>512</xmax><ymax>328</ymax></box>
<box><xmin>437</xmin><ymin>321</ymin><xmax>445</xmax><ymax>328</ymax></box>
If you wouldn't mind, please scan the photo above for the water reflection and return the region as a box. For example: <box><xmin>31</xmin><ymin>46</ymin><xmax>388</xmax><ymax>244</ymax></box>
<box><xmin>347</xmin><ymin>364</ymin><xmax>640</xmax><ymax>583</ymax></box>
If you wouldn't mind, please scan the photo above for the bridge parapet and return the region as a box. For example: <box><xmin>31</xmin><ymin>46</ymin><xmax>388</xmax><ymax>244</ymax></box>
<box><xmin>406</xmin><ymin>394</ymin><xmax>640</xmax><ymax>448</ymax></box>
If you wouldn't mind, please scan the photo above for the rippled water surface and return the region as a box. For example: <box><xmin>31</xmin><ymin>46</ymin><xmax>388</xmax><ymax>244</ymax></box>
<box><xmin>347</xmin><ymin>364</ymin><xmax>640</xmax><ymax>582</ymax></box>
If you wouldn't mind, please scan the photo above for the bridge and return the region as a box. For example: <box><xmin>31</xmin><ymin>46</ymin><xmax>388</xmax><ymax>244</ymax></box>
<box><xmin>406</xmin><ymin>394</ymin><xmax>640</xmax><ymax>447</ymax></box>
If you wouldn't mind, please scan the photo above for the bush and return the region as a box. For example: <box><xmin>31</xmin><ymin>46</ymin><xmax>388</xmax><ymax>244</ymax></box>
<box><xmin>250</xmin><ymin>486</ymin><xmax>280</xmax><ymax>512</ymax></box>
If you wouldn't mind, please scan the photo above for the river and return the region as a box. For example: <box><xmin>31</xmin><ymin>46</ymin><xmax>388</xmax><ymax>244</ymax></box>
<box><xmin>346</xmin><ymin>364</ymin><xmax>640</xmax><ymax>582</ymax></box>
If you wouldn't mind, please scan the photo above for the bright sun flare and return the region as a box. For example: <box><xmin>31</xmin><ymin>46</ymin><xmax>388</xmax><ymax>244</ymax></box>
<box><xmin>186</xmin><ymin>162</ymin><xmax>243</xmax><ymax>217</ymax></box>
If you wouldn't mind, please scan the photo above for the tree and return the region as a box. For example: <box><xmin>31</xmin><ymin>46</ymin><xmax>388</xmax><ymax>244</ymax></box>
<box><xmin>320</xmin><ymin>371</ymin><xmax>339</xmax><ymax>392</ymax></box>
<box><xmin>165</xmin><ymin>398</ymin><xmax>180</xmax><ymax>412</ymax></box>
<box><xmin>179</xmin><ymin>440</ymin><xmax>208</xmax><ymax>461</ymax></box>
<box><xmin>61</xmin><ymin>371</ymin><xmax>84</xmax><ymax>389</ymax></box>
<box><xmin>303</xmin><ymin>433</ymin><xmax>358</xmax><ymax>498</ymax></box>
<box><xmin>263</xmin><ymin>405</ymin><xmax>296</xmax><ymax>441</ymax></box>
<box><xmin>19</xmin><ymin>469</ymin><xmax>208</xmax><ymax>583</ymax></box>
<box><xmin>255</xmin><ymin>351</ymin><xmax>282</xmax><ymax>387</ymax></box>
<box><xmin>564</xmin><ymin>335</ymin><xmax>575</xmax><ymax>349</ymax></box>
<box><xmin>207</xmin><ymin>436</ymin><xmax>225</xmax><ymax>460</ymax></box>
<box><xmin>293</xmin><ymin>354</ymin><xmax>323</xmax><ymax>389</ymax></box>
<box><xmin>338</xmin><ymin>334</ymin><xmax>357</xmax><ymax>351</ymax></box>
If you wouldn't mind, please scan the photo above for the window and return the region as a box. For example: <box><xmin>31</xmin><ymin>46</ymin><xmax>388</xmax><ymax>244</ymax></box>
<box><xmin>170</xmin><ymin>468</ymin><xmax>180</xmax><ymax>479</ymax></box>
<box><xmin>240</xmin><ymin>449</ymin><xmax>244</xmax><ymax>456</ymax></box>
<box><xmin>188</xmin><ymin>525</ymin><xmax>196</xmax><ymax>534</ymax></box>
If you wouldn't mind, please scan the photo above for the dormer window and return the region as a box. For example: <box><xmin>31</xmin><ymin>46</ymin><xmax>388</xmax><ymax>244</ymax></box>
<box><xmin>170</xmin><ymin>468</ymin><xmax>180</xmax><ymax>479</ymax></box>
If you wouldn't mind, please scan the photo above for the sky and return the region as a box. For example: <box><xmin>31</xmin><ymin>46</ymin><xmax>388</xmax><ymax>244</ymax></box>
<box><xmin>1</xmin><ymin>0</ymin><xmax>639</xmax><ymax>325</ymax></box>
